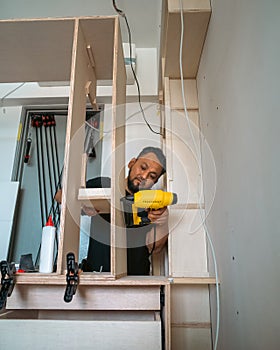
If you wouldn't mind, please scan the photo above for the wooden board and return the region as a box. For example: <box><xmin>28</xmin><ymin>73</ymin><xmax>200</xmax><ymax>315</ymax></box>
<box><xmin>171</xmin><ymin>285</ymin><xmax>210</xmax><ymax>323</ymax></box>
<box><xmin>163</xmin><ymin>1</ymin><xmax>211</xmax><ymax>78</ymax></box>
<box><xmin>168</xmin><ymin>209</ymin><xmax>208</xmax><ymax>277</ymax></box>
<box><xmin>12</xmin><ymin>274</ymin><xmax>169</xmax><ymax>285</ymax></box>
<box><xmin>169</xmin><ymin>79</ymin><xmax>198</xmax><ymax>110</ymax></box>
<box><xmin>78</xmin><ymin>188</ymin><xmax>111</xmax><ymax>213</ymax></box>
<box><xmin>0</xmin><ymin>18</ymin><xmax>74</xmax><ymax>83</ymax></box>
<box><xmin>169</xmin><ymin>110</ymin><xmax>202</xmax><ymax>204</ymax></box>
<box><xmin>57</xmin><ymin>19</ymin><xmax>97</xmax><ymax>272</ymax></box>
<box><xmin>171</xmin><ymin>328</ymin><xmax>212</xmax><ymax>349</ymax></box>
<box><xmin>110</xmin><ymin>17</ymin><xmax>127</xmax><ymax>278</ymax></box>
<box><xmin>169</xmin><ymin>277</ymin><xmax>216</xmax><ymax>285</ymax></box>
<box><xmin>169</xmin><ymin>0</ymin><xmax>211</xmax><ymax>12</ymax></box>
<box><xmin>80</xmin><ymin>17</ymin><xmax>115</xmax><ymax>80</ymax></box>
<box><xmin>38</xmin><ymin>310</ymin><xmax>157</xmax><ymax>321</ymax></box>
<box><xmin>7</xmin><ymin>285</ymin><xmax>161</xmax><ymax>310</ymax></box>
<box><xmin>0</xmin><ymin>320</ymin><xmax>161</xmax><ymax>350</ymax></box>
<box><xmin>0</xmin><ymin>16</ymin><xmax>117</xmax><ymax>83</ymax></box>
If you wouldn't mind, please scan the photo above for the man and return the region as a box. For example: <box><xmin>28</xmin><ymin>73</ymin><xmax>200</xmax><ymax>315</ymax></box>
<box><xmin>57</xmin><ymin>146</ymin><xmax>169</xmax><ymax>275</ymax></box>
<box><xmin>124</xmin><ymin>146</ymin><xmax>168</xmax><ymax>275</ymax></box>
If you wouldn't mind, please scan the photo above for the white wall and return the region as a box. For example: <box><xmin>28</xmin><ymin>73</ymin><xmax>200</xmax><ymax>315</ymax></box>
<box><xmin>197</xmin><ymin>0</ymin><xmax>280</xmax><ymax>349</ymax></box>
<box><xmin>0</xmin><ymin>107</ymin><xmax>22</xmax><ymax>259</ymax></box>
<box><xmin>0</xmin><ymin>107</ymin><xmax>22</xmax><ymax>180</ymax></box>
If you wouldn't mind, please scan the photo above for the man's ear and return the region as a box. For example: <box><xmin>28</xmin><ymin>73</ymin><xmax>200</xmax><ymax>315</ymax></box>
<box><xmin>128</xmin><ymin>158</ymin><xmax>137</xmax><ymax>169</ymax></box>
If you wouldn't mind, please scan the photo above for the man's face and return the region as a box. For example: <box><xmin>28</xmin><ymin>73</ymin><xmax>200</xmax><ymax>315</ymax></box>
<box><xmin>127</xmin><ymin>152</ymin><xmax>163</xmax><ymax>193</ymax></box>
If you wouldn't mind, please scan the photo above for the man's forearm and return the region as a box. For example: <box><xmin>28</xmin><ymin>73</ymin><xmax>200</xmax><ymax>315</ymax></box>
<box><xmin>146</xmin><ymin>208</ymin><xmax>169</xmax><ymax>254</ymax></box>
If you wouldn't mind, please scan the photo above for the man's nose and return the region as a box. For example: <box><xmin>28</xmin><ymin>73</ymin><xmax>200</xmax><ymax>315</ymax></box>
<box><xmin>140</xmin><ymin>170</ymin><xmax>149</xmax><ymax>180</ymax></box>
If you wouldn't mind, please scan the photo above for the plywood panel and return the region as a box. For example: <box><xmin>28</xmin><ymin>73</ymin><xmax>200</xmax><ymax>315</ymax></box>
<box><xmin>38</xmin><ymin>310</ymin><xmax>156</xmax><ymax>321</ymax></box>
<box><xmin>57</xmin><ymin>19</ymin><xmax>97</xmax><ymax>272</ymax></box>
<box><xmin>164</xmin><ymin>77</ymin><xmax>174</xmax><ymax>183</ymax></box>
<box><xmin>163</xmin><ymin>1</ymin><xmax>211</xmax><ymax>78</ymax></box>
<box><xmin>169</xmin><ymin>0</ymin><xmax>211</xmax><ymax>12</ymax></box>
<box><xmin>78</xmin><ymin>188</ymin><xmax>111</xmax><ymax>213</ymax></box>
<box><xmin>0</xmin><ymin>19</ymin><xmax>74</xmax><ymax>83</ymax></box>
<box><xmin>1</xmin><ymin>320</ymin><xmax>161</xmax><ymax>350</ymax></box>
<box><xmin>164</xmin><ymin>283</ymin><xmax>171</xmax><ymax>350</ymax></box>
<box><xmin>168</xmin><ymin>209</ymin><xmax>208</xmax><ymax>277</ymax></box>
<box><xmin>80</xmin><ymin>17</ymin><xmax>115</xmax><ymax>80</ymax></box>
<box><xmin>7</xmin><ymin>285</ymin><xmax>160</xmax><ymax>310</ymax></box>
<box><xmin>171</xmin><ymin>285</ymin><xmax>210</xmax><ymax>323</ymax></box>
<box><xmin>169</xmin><ymin>79</ymin><xmax>198</xmax><ymax>110</ymax></box>
<box><xmin>12</xmin><ymin>274</ymin><xmax>169</xmax><ymax>285</ymax></box>
<box><xmin>111</xmin><ymin>17</ymin><xmax>127</xmax><ymax>277</ymax></box>
<box><xmin>0</xmin><ymin>17</ymin><xmax>117</xmax><ymax>83</ymax></box>
<box><xmin>168</xmin><ymin>110</ymin><xmax>202</xmax><ymax>204</ymax></box>
<box><xmin>171</xmin><ymin>328</ymin><xmax>212</xmax><ymax>350</ymax></box>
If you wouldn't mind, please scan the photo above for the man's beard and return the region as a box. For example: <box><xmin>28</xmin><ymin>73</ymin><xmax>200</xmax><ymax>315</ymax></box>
<box><xmin>127</xmin><ymin>169</ymin><xmax>140</xmax><ymax>193</ymax></box>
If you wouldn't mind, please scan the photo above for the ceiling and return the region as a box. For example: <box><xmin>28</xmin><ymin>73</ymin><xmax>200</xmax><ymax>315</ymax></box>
<box><xmin>0</xmin><ymin>0</ymin><xmax>163</xmax><ymax>49</ymax></box>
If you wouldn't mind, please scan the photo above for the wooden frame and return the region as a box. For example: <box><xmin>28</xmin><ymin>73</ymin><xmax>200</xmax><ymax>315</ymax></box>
<box><xmin>0</xmin><ymin>16</ymin><xmax>126</xmax><ymax>279</ymax></box>
<box><xmin>0</xmin><ymin>6</ymin><xmax>216</xmax><ymax>348</ymax></box>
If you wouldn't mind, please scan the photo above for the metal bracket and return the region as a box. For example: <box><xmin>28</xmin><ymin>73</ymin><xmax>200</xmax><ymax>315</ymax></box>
<box><xmin>0</xmin><ymin>261</ymin><xmax>16</xmax><ymax>310</ymax></box>
<box><xmin>64</xmin><ymin>252</ymin><xmax>79</xmax><ymax>303</ymax></box>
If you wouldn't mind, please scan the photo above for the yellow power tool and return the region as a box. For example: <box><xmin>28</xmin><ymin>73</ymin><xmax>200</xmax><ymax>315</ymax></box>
<box><xmin>121</xmin><ymin>190</ymin><xmax>178</xmax><ymax>227</ymax></box>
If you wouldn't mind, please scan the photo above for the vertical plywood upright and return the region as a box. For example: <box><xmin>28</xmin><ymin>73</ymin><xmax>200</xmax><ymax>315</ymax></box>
<box><xmin>57</xmin><ymin>16</ymin><xmax>127</xmax><ymax>276</ymax></box>
<box><xmin>161</xmin><ymin>1</ymin><xmax>213</xmax><ymax>348</ymax></box>
<box><xmin>57</xmin><ymin>19</ymin><xmax>97</xmax><ymax>272</ymax></box>
<box><xmin>111</xmin><ymin>17</ymin><xmax>127</xmax><ymax>277</ymax></box>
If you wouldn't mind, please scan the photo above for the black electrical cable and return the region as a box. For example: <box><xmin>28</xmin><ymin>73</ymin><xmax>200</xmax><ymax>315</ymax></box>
<box><xmin>44</xmin><ymin>126</ymin><xmax>55</xmax><ymax>218</ymax></box>
<box><xmin>39</xmin><ymin>126</ymin><xmax>48</xmax><ymax>224</ymax></box>
<box><xmin>47</xmin><ymin>166</ymin><xmax>64</xmax><ymax>223</ymax></box>
<box><xmin>49</xmin><ymin>124</ymin><xmax>59</xmax><ymax>222</ymax></box>
<box><xmin>52</xmin><ymin>119</ymin><xmax>61</xmax><ymax>190</ymax></box>
<box><xmin>112</xmin><ymin>1</ymin><xmax>163</xmax><ymax>137</ymax></box>
<box><xmin>49</xmin><ymin>120</ymin><xmax>58</xmax><ymax>193</ymax></box>
<box><xmin>35</xmin><ymin>127</ymin><xmax>44</xmax><ymax>229</ymax></box>
<box><xmin>112</xmin><ymin>0</ymin><xmax>125</xmax><ymax>16</ymax></box>
<box><xmin>34</xmin><ymin>124</ymin><xmax>47</xmax><ymax>268</ymax></box>
<box><xmin>51</xmin><ymin>119</ymin><xmax>62</xmax><ymax>226</ymax></box>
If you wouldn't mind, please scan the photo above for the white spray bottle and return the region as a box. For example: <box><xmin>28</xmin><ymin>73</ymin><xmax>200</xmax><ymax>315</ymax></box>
<box><xmin>39</xmin><ymin>216</ymin><xmax>56</xmax><ymax>273</ymax></box>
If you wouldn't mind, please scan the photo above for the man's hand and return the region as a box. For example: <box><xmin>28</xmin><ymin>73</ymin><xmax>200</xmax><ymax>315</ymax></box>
<box><xmin>81</xmin><ymin>205</ymin><xmax>100</xmax><ymax>217</ymax></box>
<box><xmin>55</xmin><ymin>189</ymin><xmax>62</xmax><ymax>204</ymax></box>
<box><xmin>146</xmin><ymin>207</ymin><xmax>169</xmax><ymax>254</ymax></box>
<box><xmin>148</xmin><ymin>207</ymin><xmax>167</xmax><ymax>223</ymax></box>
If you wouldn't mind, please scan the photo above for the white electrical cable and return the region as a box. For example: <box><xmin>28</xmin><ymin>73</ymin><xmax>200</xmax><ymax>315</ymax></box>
<box><xmin>179</xmin><ymin>1</ymin><xmax>220</xmax><ymax>349</ymax></box>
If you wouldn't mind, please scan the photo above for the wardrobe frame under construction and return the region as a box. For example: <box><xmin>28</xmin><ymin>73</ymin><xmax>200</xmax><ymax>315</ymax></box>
<box><xmin>0</xmin><ymin>2</ymin><xmax>217</xmax><ymax>348</ymax></box>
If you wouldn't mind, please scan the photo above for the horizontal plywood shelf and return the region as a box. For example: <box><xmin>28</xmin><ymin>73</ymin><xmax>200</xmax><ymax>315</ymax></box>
<box><xmin>78</xmin><ymin>188</ymin><xmax>203</xmax><ymax>212</ymax></box>
<box><xmin>0</xmin><ymin>16</ymin><xmax>116</xmax><ymax>83</ymax></box>
<box><xmin>13</xmin><ymin>275</ymin><xmax>217</xmax><ymax>286</ymax></box>
<box><xmin>78</xmin><ymin>188</ymin><xmax>111</xmax><ymax>213</ymax></box>
<box><xmin>13</xmin><ymin>274</ymin><xmax>170</xmax><ymax>286</ymax></box>
<box><xmin>169</xmin><ymin>277</ymin><xmax>217</xmax><ymax>285</ymax></box>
